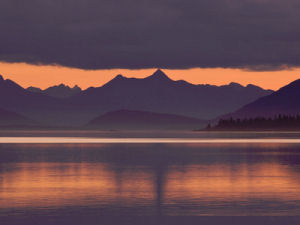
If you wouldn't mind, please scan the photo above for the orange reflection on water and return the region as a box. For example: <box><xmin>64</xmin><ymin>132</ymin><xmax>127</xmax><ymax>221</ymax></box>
<box><xmin>0</xmin><ymin>163</ymin><xmax>155</xmax><ymax>208</ymax></box>
<box><xmin>1</xmin><ymin>161</ymin><xmax>300</xmax><ymax>215</ymax></box>
<box><xmin>165</xmin><ymin>163</ymin><xmax>300</xmax><ymax>201</ymax></box>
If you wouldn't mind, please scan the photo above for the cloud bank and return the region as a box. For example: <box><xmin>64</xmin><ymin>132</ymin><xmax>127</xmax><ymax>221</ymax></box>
<box><xmin>0</xmin><ymin>0</ymin><xmax>299</xmax><ymax>70</ymax></box>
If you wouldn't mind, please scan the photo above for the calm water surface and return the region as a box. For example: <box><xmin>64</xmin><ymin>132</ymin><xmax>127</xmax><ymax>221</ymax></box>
<box><xmin>1</xmin><ymin>133</ymin><xmax>300</xmax><ymax>225</ymax></box>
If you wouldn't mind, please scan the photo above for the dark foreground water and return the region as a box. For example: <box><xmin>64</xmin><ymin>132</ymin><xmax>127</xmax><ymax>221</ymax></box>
<box><xmin>1</xmin><ymin>136</ymin><xmax>300</xmax><ymax>224</ymax></box>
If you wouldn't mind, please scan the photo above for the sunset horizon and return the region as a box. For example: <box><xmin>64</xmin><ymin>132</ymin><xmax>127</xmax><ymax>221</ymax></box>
<box><xmin>1</xmin><ymin>0</ymin><xmax>300</xmax><ymax>225</ymax></box>
<box><xmin>1</xmin><ymin>62</ymin><xmax>300</xmax><ymax>90</ymax></box>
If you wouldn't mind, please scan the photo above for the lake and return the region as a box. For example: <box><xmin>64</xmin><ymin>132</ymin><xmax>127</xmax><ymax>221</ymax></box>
<box><xmin>0</xmin><ymin>132</ymin><xmax>300</xmax><ymax>225</ymax></box>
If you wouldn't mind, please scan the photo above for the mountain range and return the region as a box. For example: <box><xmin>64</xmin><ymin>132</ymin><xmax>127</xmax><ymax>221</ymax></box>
<box><xmin>0</xmin><ymin>107</ymin><xmax>34</xmax><ymax>127</ymax></box>
<box><xmin>86</xmin><ymin>109</ymin><xmax>206</xmax><ymax>130</ymax></box>
<box><xmin>225</xmin><ymin>78</ymin><xmax>300</xmax><ymax>119</ymax></box>
<box><xmin>66</xmin><ymin>69</ymin><xmax>273</xmax><ymax>123</ymax></box>
<box><xmin>27</xmin><ymin>84</ymin><xmax>81</xmax><ymax>98</ymax></box>
<box><xmin>0</xmin><ymin>69</ymin><xmax>274</xmax><ymax>129</ymax></box>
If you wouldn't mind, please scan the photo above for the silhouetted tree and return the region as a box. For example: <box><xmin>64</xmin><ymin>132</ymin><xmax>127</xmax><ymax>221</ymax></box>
<box><xmin>209</xmin><ymin>114</ymin><xmax>300</xmax><ymax>130</ymax></box>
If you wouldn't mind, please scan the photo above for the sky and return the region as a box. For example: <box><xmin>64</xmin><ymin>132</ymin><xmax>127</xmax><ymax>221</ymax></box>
<box><xmin>1</xmin><ymin>62</ymin><xmax>300</xmax><ymax>90</ymax></box>
<box><xmin>1</xmin><ymin>0</ymin><xmax>300</xmax><ymax>90</ymax></box>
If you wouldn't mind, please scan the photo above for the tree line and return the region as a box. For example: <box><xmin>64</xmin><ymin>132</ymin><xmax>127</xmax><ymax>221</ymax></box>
<box><xmin>206</xmin><ymin>115</ymin><xmax>300</xmax><ymax>130</ymax></box>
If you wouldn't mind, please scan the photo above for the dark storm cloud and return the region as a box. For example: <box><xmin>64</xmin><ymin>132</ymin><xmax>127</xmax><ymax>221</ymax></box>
<box><xmin>0</xmin><ymin>0</ymin><xmax>300</xmax><ymax>70</ymax></box>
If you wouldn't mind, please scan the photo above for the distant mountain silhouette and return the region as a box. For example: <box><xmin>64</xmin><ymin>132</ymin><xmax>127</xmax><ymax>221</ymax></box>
<box><xmin>0</xmin><ymin>70</ymin><xmax>273</xmax><ymax>127</ymax></box>
<box><xmin>0</xmin><ymin>107</ymin><xmax>34</xmax><ymax>127</ymax></box>
<box><xmin>27</xmin><ymin>84</ymin><xmax>81</xmax><ymax>98</ymax></box>
<box><xmin>224</xmin><ymin>79</ymin><xmax>300</xmax><ymax>119</ymax></box>
<box><xmin>68</xmin><ymin>69</ymin><xmax>273</xmax><ymax>120</ymax></box>
<box><xmin>86</xmin><ymin>109</ymin><xmax>207</xmax><ymax>130</ymax></box>
<box><xmin>0</xmin><ymin>74</ymin><xmax>68</xmax><ymax>125</ymax></box>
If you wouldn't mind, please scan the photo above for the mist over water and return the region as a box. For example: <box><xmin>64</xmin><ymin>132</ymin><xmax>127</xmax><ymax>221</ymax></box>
<box><xmin>0</xmin><ymin>134</ymin><xmax>300</xmax><ymax>225</ymax></box>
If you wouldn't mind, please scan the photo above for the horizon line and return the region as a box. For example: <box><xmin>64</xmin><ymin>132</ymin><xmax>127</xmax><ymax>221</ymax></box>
<box><xmin>1</xmin><ymin>69</ymin><xmax>275</xmax><ymax>91</ymax></box>
<box><xmin>1</xmin><ymin>62</ymin><xmax>300</xmax><ymax>90</ymax></box>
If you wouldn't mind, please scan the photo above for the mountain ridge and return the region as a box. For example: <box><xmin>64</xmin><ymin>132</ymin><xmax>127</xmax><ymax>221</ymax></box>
<box><xmin>222</xmin><ymin>78</ymin><xmax>300</xmax><ymax>119</ymax></box>
<box><xmin>27</xmin><ymin>83</ymin><xmax>82</xmax><ymax>98</ymax></box>
<box><xmin>86</xmin><ymin>109</ymin><xmax>207</xmax><ymax>130</ymax></box>
<box><xmin>71</xmin><ymin>69</ymin><xmax>273</xmax><ymax>120</ymax></box>
<box><xmin>0</xmin><ymin>107</ymin><xmax>36</xmax><ymax>127</ymax></box>
<box><xmin>0</xmin><ymin>70</ymin><xmax>273</xmax><ymax>127</ymax></box>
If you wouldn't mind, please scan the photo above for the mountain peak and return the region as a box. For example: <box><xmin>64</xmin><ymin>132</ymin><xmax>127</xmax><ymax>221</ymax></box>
<box><xmin>146</xmin><ymin>69</ymin><xmax>172</xmax><ymax>81</ymax></box>
<box><xmin>57</xmin><ymin>83</ymin><xmax>67</xmax><ymax>88</ymax></box>
<box><xmin>50</xmin><ymin>83</ymin><xmax>82</xmax><ymax>91</ymax></box>
<box><xmin>152</xmin><ymin>69</ymin><xmax>168</xmax><ymax>77</ymax></box>
<box><xmin>102</xmin><ymin>74</ymin><xmax>127</xmax><ymax>88</ymax></box>
<box><xmin>115</xmin><ymin>74</ymin><xmax>125</xmax><ymax>79</ymax></box>
<box><xmin>228</xmin><ymin>82</ymin><xmax>243</xmax><ymax>88</ymax></box>
<box><xmin>110</xmin><ymin>74</ymin><xmax>126</xmax><ymax>82</ymax></box>
<box><xmin>72</xmin><ymin>85</ymin><xmax>81</xmax><ymax>90</ymax></box>
<box><xmin>153</xmin><ymin>69</ymin><xmax>165</xmax><ymax>75</ymax></box>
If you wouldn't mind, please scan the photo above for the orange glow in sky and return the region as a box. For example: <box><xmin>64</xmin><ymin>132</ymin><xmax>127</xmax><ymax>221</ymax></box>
<box><xmin>1</xmin><ymin>62</ymin><xmax>300</xmax><ymax>90</ymax></box>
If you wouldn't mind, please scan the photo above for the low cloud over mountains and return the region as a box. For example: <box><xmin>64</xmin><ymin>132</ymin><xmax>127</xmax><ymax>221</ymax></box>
<box><xmin>0</xmin><ymin>0</ymin><xmax>300</xmax><ymax>70</ymax></box>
